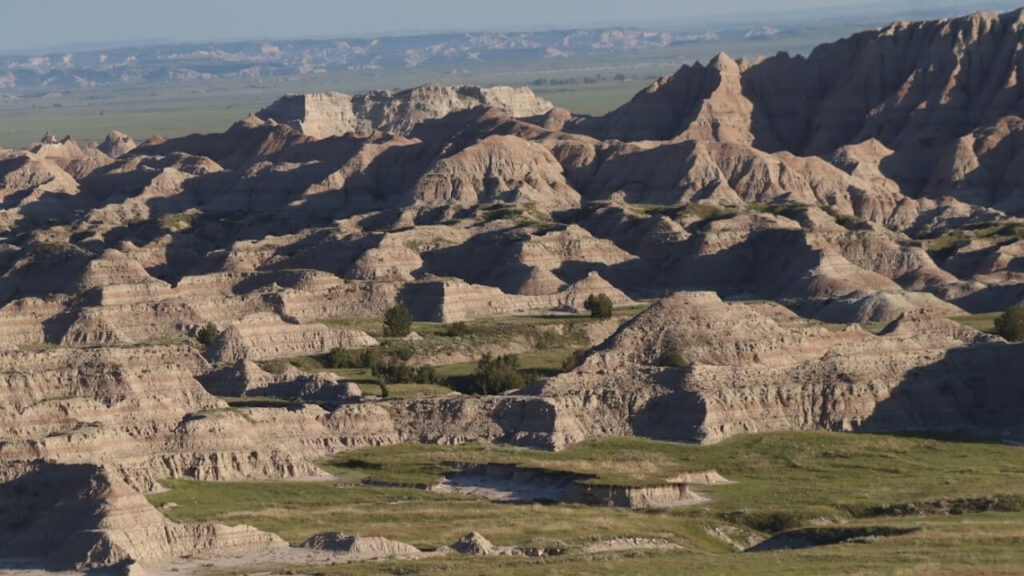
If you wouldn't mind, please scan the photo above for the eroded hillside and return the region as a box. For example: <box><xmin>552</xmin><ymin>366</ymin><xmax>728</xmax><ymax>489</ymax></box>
<box><xmin>0</xmin><ymin>8</ymin><xmax>1023</xmax><ymax>574</ymax></box>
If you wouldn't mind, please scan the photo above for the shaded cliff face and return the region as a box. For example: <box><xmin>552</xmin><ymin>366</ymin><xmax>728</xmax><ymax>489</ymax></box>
<box><xmin>532</xmin><ymin>292</ymin><xmax>1020</xmax><ymax>446</ymax></box>
<box><xmin>0</xmin><ymin>462</ymin><xmax>286</xmax><ymax>571</ymax></box>
<box><xmin>575</xmin><ymin>10</ymin><xmax>1024</xmax><ymax>155</ymax></box>
<box><xmin>567</xmin><ymin>10</ymin><xmax>1024</xmax><ymax>216</ymax></box>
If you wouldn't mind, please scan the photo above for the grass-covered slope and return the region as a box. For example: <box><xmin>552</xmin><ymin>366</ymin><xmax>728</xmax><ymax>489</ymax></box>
<box><xmin>148</xmin><ymin>431</ymin><xmax>1024</xmax><ymax>575</ymax></box>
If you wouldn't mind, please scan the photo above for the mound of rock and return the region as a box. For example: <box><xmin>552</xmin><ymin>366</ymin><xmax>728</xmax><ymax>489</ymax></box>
<box><xmin>200</xmin><ymin>360</ymin><xmax>361</xmax><ymax>403</ymax></box>
<box><xmin>302</xmin><ymin>532</ymin><xmax>422</xmax><ymax>558</ymax></box>
<box><xmin>413</xmin><ymin>134</ymin><xmax>580</xmax><ymax>211</ymax></box>
<box><xmin>449</xmin><ymin>532</ymin><xmax>496</xmax><ymax>555</ymax></box>
<box><xmin>98</xmin><ymin>130</ymin><xmax>138</xmax><ymax>158</ymax></box>
<box><xmin>0</xmin><ymin>462</ymin><xmax>286</xmax><ymax>571</ymax></box>
<box><xmin>206</xmin><ymin>313</ymin><xmax>378</xmax><ymax>363</ymax></box>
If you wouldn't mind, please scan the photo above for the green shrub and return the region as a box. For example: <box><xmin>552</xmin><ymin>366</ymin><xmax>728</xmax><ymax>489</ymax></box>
<box><xmin>328</xmin><ymin>347</ymin><xmax>359</xmax><ymax>368</ymax></box>
<box><xmin>364</xmin><ymin>348</ymin><xmax>384</xmax><ymax>370</ymax></box>
<box><xmin>415</xmin><ymin>365</ymin><xmax>440</xmax><ymax>384</ymax></box>
<box><xmin>372</xmin><ymin>361</ymin><xmax>414</xmax><ymax>384</ymax></box>
<box><xmin>995</xmin><ymin>306</ymin><xmax>1024</xmax><ymax>342</ymax></box>
<box><xmin>196</xmin><ymin>322</ymin><xmax>220</xmax><ymax>349</ymax></box>
<box><xmin>446</xmin><ymin>322</ymin><xmax>471</xmax><ymax>337</ymax></box>
<box><xmin>658</xmin><ymin>350</ymin><xmax>690</xmax><ymax>368</ymax></box>
<box><xmin>371</xmin><ymin>361</ymin><xmax>441</xmax><ymax>385</ymax></box>
<box><xmin>383</xmin><ymin>304</ymin><xmax>413</xmax><ymax>338</ymax></box>
<box><xmin>328</xmin><ymin>347</ymin><xmax>384</xmax><ymax>370</ymax></box>
<box><xmin>383</xmin><ymin>341</ymin><xmax>415</xmax><ymax>361</ymax></box>
<box><xmin>561</xmin><ymin>348</ymin><xmax>587</xmax><ymax>372</ymax></box>
<box><xmin>584</xmin><ymin>293</ymin><xmax>614</xmax><ymax>319</ymax></box>
<box><xmin>462</xmin><ymin>353</ymin><xmax>525</xmax><ymax>395</ymax></box>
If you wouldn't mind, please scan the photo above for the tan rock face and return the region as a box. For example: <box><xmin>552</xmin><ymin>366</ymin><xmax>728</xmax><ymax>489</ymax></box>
<box><xmin>206</xmin><ymin>312</ymin><xmax>378</xmax><ymax>363</ymax></box>
<box><xmin>259</xmin><ymin>84</ymin><xmax>553</xmax><ymax>139</ymax></box>
<box><xmin>0</xmin><ymin>344</ymin><xmax>345</xmax><ymax>493</ymax></box>
<box><xmin>575</xmin><ymin>11</ymin><xmax>1024</xmax><ymax>155</ymax></box>
<box><xmin>28</xmin><ymin>135</ymin><xmax>113</xmax><ymax>179</ymax></box>
<box><xmin>99</xmin><ymin>131</ymin><xmax>138</xmax><ymax>158</ymax></box>
<box><xmin>413</xmin><ymin>135</ymin><xmax>580</xmax><ymax>211</ymax></box>
<box><xmin>0</xmin><ymin>462</ymin><xmax>286</xmax><ymax>571</ymax></box>
<box><xmin>302</xmin><ymin>532</ymin><xmax>422</xmax><ymax>558</ymax></box>
<box><xmin>200</xmin><ymin>360</ymin><xmax>361</xmax><ymax>404</ymax></box>
<box><xmin>531</xmin><ymin>292</ymin><xmax>1020</xmax><ymax>445</ymax></box>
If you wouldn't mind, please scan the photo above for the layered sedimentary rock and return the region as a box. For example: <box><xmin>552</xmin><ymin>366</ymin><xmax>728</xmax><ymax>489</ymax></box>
<box><xmin>0</xmin><ymin>462</ymin><xmax>286</xmax><ymax>571</ymax></box>
<box><xmin>206</xmin><ymin>312</ymin><xmax>378</xmax><ymax>363</ymax></box>
<box><xmin>28</xmin><ymin>135</ymin><xmax>113</xmax><ymax>179</ymax></box>
<box><xmin>258</xmin><ymin>84</ymin><xmax>554</xmax><ymax>138</ymax></box>
<box><xmin>413</xmin><ymin>134</ymin><xmax>581</xmax><ymax>211</ymax></box>
<box><xmin>0</xmin><ymin>10</ymin><xmax>1022</xmax><ymax>571</ymax></box>
<box><xmin>200</xmin><ymin>360</ymin><xmax>362</xmax><ymax>403</ymax></box>
<box><xmin>0</xmin><ymin>344</ymin><xmax>344</xmax><ymax>492</ymax></box>
<box><xmin>573</xmin><ymin>10</ymin><xmax>1024</xmax><ymax>156</ymax></box>
<box><xmin>534</xmin><ymin>292</ymin><xmax>1021</xmax><ymax>445</ymax></box>
<box><xmin>339</xmin><ymin>291</ymin><xmax>1021</xmax><ymax>451</ymax></box>
<box><xmin>403</xmin><ymin>274</ymin><xmax>633</xmax><ymax>323</ymax></box>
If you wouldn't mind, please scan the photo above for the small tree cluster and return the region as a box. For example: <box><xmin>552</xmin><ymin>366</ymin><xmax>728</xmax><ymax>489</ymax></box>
<box><xmin>329</xmin><ymin>347</ymin><xmax>380</xmax><ymax>370</ymax></box>
<box><xmin>995</xmin><ymin>306</ymin><xmax>1024</xmax><ymax>342</ymax></box>
<box><xmin>584</xmin><ymin>293</ymin><xmax>614</xmax><ymax>318</ymax></box>
<box><xmin>464</xmin><ymin>353</ymin><xmax>524</xmax><ymax>395</ymax></box>
<box><xmin>328</xmin><ymin>343</ymin><xmax>414</xmax><ymax>370</ymax></box>
<box><xmin>383</xmin><ymin>304</ymin><xmax>413</xmax><ymax>338</ymax></box>
<box><xmin>196</xmin><ymin>322</ymin><xmax>220</xmax><ymax>349</ymax></box>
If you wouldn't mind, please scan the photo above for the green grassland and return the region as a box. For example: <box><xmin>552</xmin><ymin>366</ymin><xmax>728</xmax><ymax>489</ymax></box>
<box><xmin>920</xmin><ymin>220</ymin><xmax>1024</xmax><ymax>262</ymax></box>
<box><xmin>258</xmin><ymin>309</ymin><xmax>645</xmax><ymax>398</ymax></box>
<box><xmin>148</xmin><ymin>432</ymin><xmax>1024</xmax><ymax>575</ymax></box>
<box><xmin>950</xmin><ymin>312</ymin><xmax>1002</xmax><ymax>334</ymax></box>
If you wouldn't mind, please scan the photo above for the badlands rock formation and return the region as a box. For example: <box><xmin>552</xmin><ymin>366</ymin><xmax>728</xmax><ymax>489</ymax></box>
<box><xmin>206</xmin><ymin>312</ymin><xmax>378</xmax><ymax>363</ymax></box>
<box><xmin>258</xmin><ymin>84</ymin><xmax>554</xmax><ymax>138</ymax></box>
<box><xmin>340</xmin><ymin>292</ymin><xmax>1020</xmax><ymax>450</ymax></box>
<box><xmin>0</xmin><ymin>462</ymin><xmax>286</xmax><ymax>571</ymax></box>
<box><xmin>1</xmin><ymin>8</ymin><xmax>1023</xmax><ymax>571</ymax></box>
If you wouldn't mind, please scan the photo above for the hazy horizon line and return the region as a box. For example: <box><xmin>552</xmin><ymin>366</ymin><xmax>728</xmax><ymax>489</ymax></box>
<box><xmin>2</xmin><ymin>0</ymin><xmax>1018</xmax><ymax>57</ymax></box>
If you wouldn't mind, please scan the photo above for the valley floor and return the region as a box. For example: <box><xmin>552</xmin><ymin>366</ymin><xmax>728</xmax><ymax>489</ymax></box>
<box><xmin>147</xmin><ymin>431</ymin><xmax>1024</xmax><ymax>575</ymax></box>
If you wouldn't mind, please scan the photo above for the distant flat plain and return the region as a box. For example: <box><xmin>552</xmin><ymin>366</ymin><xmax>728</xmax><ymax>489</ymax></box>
<box><xmin>0</xmin><ymin>27</ymin><xmax>851</xmax><ymax>148</ymax></box>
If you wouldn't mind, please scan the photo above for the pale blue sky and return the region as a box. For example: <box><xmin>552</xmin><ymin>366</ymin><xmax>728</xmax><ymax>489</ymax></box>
<box><xmin>0</xmin><ymin>0</ymin><xmax>1018</xmax><ymax>53</ymax></box>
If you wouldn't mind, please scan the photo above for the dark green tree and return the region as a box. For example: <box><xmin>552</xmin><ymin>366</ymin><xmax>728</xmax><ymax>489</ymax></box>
<box><xmin>196</xmin><ymin>322</ymin><xmax>220</xmax><ymax>349</ymax></box>
<box><xmin>467</xmin><ymin>353</ymin><xmax>524</xmax><ymax>395</ymax></box>
<box><xmin>383</xmin><ymin>304</ymin><xmax>413</xmax><ymax>338</ymax></box>
<box><xmin>584</xmin><ymin>293</ymin><xmax>614</xmax><ymax>319</ymax></box>
<box><xmin>995</xmin><ymin>306</ymin><xmax>1024</xmax><ymax>342</ymax></box>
